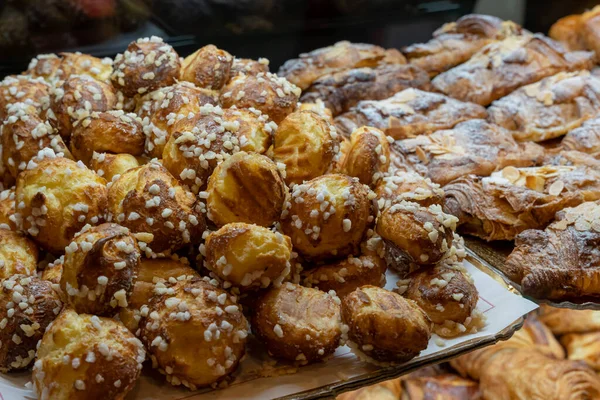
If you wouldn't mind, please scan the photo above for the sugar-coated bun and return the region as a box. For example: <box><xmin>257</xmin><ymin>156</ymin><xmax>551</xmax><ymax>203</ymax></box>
<box><xmin>136</xmin><ymin>81</ymin><xmax>219</xmax><ymax>158</ymax></box>
<box><xmin>341</xmin><ymin>286</ymin><xmax>431</xmax><ymax>363</ymax></box>
<box><xmin>273</xmin><ymin>110</ymin><xmax>341</xmax><ymax>185</ymax></box>
<box><xmin>340</xmin><ymin>126</ymin><xmax>391</xmax><ymax>187</ymax></box>
<box><xmin>118</xmin><ymin>257</ymin><xmax>199</xmax><ymax>332</ymax></box>
<box><xmin>205</xmin><ymin>223</ymin><xmax>292</xmax><ymax>290</ymax></box>
<box><xmin>375</xmin><ymin>172</ymin><xmax>445</xmax><ymax>209</ymax></box>
<box><xmin>0</xmin><ymin>75</ymin><xmax>51</xmax><ymax>121</ymax></box>
<box><xmin>33</xmin><ymin>308</ymin><xmax>146</xmax><ymax>400</ymax></box>
<box><xmin>252</xmin><ymin>283</ymin><xmax>342</xmax><ymax>362</ymax></box>
<box><xmin>0</xmin><ymin>275</ymin><xmax>62</xmax><ymax>372</ymax></box>
<box><xmin>25</xmin><ymin>54</ymin><xmax>62</xmax><ymax>81</ymax></box>
<box><xmin>111</xmin><ymin>37</ymin><xmax>180</xmax><ymax>97</ymax></box>
<box><xmin>221</xmin><ymin>72</ymin><xmax>301</xmax><ymax>123</ymax></box>
<box><xmin>50</xmin><ymin>75</ymin><xmax>117</xmax><ymax>140</ymax></box>
<box><xmin>70</xmin><ymin>110</ymin><xmax>145</xmax><ymax>164</ymax></box>
<box><xmin>180</xmin><ymin>45</ymin><xmax>233</xmax><ymax>90</ymax></box>
<box><xmin>1</xmin><ymin>103</ymin><xmax>72</xmax><ymax>178</ymax></box>
<box><xmin>400</xmin><ymin>264</ymin><xmax>478</xmax><ymax>327</ymax></box>
<box><xmin>107</xmin><ymin>161</ymin><xmax>205</xmax><ymax>254</ymax></box>
<box><xmin>281</xmin><ymin>174</ymin><xmax>375</xmax><ymax>261</ymax></box>
<box><xmin>0</xmin><ymin>229</ymin><xmax>38</xmax><ymax>279</ymax></box>
<box><xmin>206</xmin><ymin>152</ymin><xmax>288</xmax><ymax>227</ymax></box>
<box><xmin>162</xmin><ymin>106</ymin><xmax>275</xmax><ymax>192</ymax></box>
<box><xmin>0</xmin><ymin>187</ymin><xmax>17</xmax><ymax>230</ymax></box>
<box><xmin>55</xmin><ymin>53</ymin><xmax>113</xmax><ymax>82</ymax></box>
<box><xmin>138</xmin><ymin>277</ymin><xmax>248</xmax><ymax>389</ymax></box>
<box><xmin>16</xmin><ymin>156</ymin><xmax>108</xmax><ymax>254</ymax></box>
<box><xmin>61</xmin><ymin>223</ymin><xmax>140</xmax><ymax>316</ymax></box>
<box><xmin>90</xmin><ymin>152</ymin><xmax>142</xmax><ymax>183</ymax></box>
<box><xmin>302</xmin><ymin>254</ymin><xmax>387</xmax><ymax>298</ymax></box>
<box><xmin>376</xmin><ymin>201</ymin><xmax>457</xmax><ymax>277</ymax></box>
<box><xmin>229</xmin><ymin>57</ymin><xmax>269</xmax><ymax>80</ymax></box>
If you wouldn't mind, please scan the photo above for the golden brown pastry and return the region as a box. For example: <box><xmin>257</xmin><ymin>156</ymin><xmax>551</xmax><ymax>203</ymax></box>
<box><xmin>42</xmin><ymin>256</ymin><xmax>64</xmax><ymax>285</ymax></box>
<box><xmin>478</xmin><ymin>349</ymin><xmax>600</xmax><ymax>400</ymax></box>
<box><xmin>561</xmin><ymin>115</ymin><xmax>600</xmax><ymax>157</ymax></box>
<box><xmin>107</xmin><ymin>161</ymin><xmax>205</xmax><ymax>254</ymax></box>
<box><xmin>118</xmin><ymin>257</ymin><xmax>198</xmax><ymax>332</ymax></box>
<box><xmin>281</xmin><ymin>174</ymin><xmax>374</xmax><ymax>261</ymax></box>
<box><xmin>70</xmin><ymin>110</ymin><xmax>145</xmax><ymax>164</ymax></box>
<box><xmin>375</xmin><ymin>171</ymin><xmax>445</xmax><ymax>209</ymax></box>
<box><xmin>205</xmin><ymin>223</ymin><xmax>292</xmax><ymax>290</ymax></box>
<box><xmin>550</xmin><ymin>6</ymin><xmax>600</xmax><ymax>55</ymax></box>
<box><xmin>273</xmin><ymin>110</ymin><xmax>340</xmax><ymax>185</ymax></box>
<box><xmin>162</xmin><ymin>106</ymin><xmax>274</xmax><ymax>192</ymax></box>
<box><xmin>400</xmin><ymin>264</ymin><xmax>477</xmax><ymax>329</ymax></box>
<box><xmin>220</xmin><ymin>72</ymin><xmax>301</xmax><ymax>123</ymax></box>
<box><xmin>0</xmin><ymin>75</ymin><xmax>51</xmax><ymax>121</ymax></box>
<box><xmin>342</xmin><ymin>285</ymin><xmax>431</xmax><ymax>363</ymax></box>
<box><xmin>302</xmin><ymin>253</ymin><xmax>386</xmax><ymax>298</ymax></box>
<box><xmin>50</xmin><ymin>75</ymin><xmax>117</xmax><ymax>140</ymax></box>
<box><xmin>334</xmin><ymin>88</ymin><xmax>487</xmax><ymax>139</ymax></box>
<box><xmin>443</xmin><ymin>165</ymin><xmax>600</xmax><ymax>241</ymax></box>
<box><xmin>136</xmin><ymin>81</ymin><xmax>220</xmax><ymax>158</ymax></box>
<box><xmin>400</xmin><ymin>374</ymin><xmax>483</xmax><ymax>400</ymax></box>
<box><xmin>392</xmin><ymin>119</ymin><xmax>545</xmax><ymax>186</ymax></box>
<box><xmin>55</xmin><ymin>52</ymin><xmax>113</xmax><ymax>82</ymax></box>
<box><xmin>339</xmin><ymin>126</ymin><xmax>391</xmax><ymax>187</ymax></box>
<box><xmin>138</xmin><ymin>277</ymin><xmax>248</xmax><ymax>389</ymax></box>
<box><xmin>89</xmin><ymin>152</ymin><xmax>142</xmax><ymax>183</ymax></box>
<box><xmin>502</xmin><ymin>201</ymin><xmax>600</xmax><ymax>300</ymax></box>
<box><xmin>431</xmin><ymin>34</ymin><xmax>594</xmax><ymax>106</ymax></box>
<box><xmin>376</xmin><ymin>201</ymin><xmax>457</xmax><ymax>276</ymax></box>
<box><xmin>403</xmin><ymin>14</ymin><xmax>524</xmax><ymax>78</ymax></box>
<box><xmin>61</xmin><ymin>223</ymin><xmax>140</xmax><ymax>316</ymax></box>
<box><xmin>252</xmin><ymin>283</ymin><xmax>342</xmax><ymax>363</ymax></box>
<box><xmin>337</xmin><ymin>378</ymin><xmax>402</xmax><ymax>400</ymax></box>
<box><xmin>544</xmin><ymin>150</ymin><xmax>600</xmax><ymax>169</ymax></box>
<box><xmin>16</xmin><ymin>156</ymin><xmax>108</xmax><ymax>254</ymax></box>
<box><xmin>180</xmin><ymin>45</ymin><xmax>233</xmax><ymax>90</ymax></box>
<box><xmin>488</xmin><ymin>70</ymin><xmax>600</xmax><ymax>142</ymax></box>
<box><xmin>33</xmin><ymin>308</ymin><xmax>145</xmax><ymax>400</ymax></box>
<box><xmin>300</xmin><ymin>64</ymin><xmax>430</xmax><ymax>116</ymax></box>
<box><xmin>1</xmin><ymin>102</ymin><xmax>72</xmax><ymax>178</ymax></box>
<box><xmin>0</xmin><ymin>275</ymin><xmax>61</xmax><ymax>372</ymax></box>
<box><xmin>561</xmin><ymin>332</ymin><xmax>600</xmax><ymax>370</ymax></box>
<box><xmin>229</xmin><ymin>57</ymin><xmax>269</xmax><ymax>80</ymax></box>
<box><xmin>25</xmin><ymin>53</ymin><xmax>62</xmax><ymax>81</ymax></box>
<box><xmin>538</xmin><ymin>305</ymin><xmax>600</xmax><ymax>335</ymax></box>
<box><xmin>0</xmin><ymin>187</ymin><xmax>17</xmax><ymax>230</ymax></box>
<box><xmin>205</xmin><ymin>152</ymin><xmax>287</xmax><ymax>228</ymax></box>
<box><xmin>111</xmin><ymin>37</ymin><xmax>180</xmax><ymax>97</ymax></box>
<box><xmin>0</xmin><ymin>229</ymin><xmax>38</xmax><ymax>279</ymax></box>
<box><xmin>278</xmin><ymin>41</ymin><xmax>406</xmax><ymax>90</ymax></box>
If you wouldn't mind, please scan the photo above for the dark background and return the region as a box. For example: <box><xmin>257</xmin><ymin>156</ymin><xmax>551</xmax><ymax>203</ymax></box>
<box><xmin>0</xmin><ymin>0</ymin><xmax>597</xmax><ymax>76</ymax></box>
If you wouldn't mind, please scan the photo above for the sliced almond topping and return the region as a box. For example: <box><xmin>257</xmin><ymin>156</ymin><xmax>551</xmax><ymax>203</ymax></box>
<box><xmin>548</xmin><ymin>180</ymin><xmax>564</xmax><ymax>196</ymax></box>
<box><xmin>415</xmin><ymin>146</ymin><xmax>429</xmax><ymax>164</ymax></box>
<box><xmin>575</xmin><ymin>219</ymin><xmax>591</xmax><ymax>232</ymax></box>
<box><xmin>525</xmin><ymin>175</ymin><xmax>545</xmax><ymax>192</ymax></box>
<box><xmin>502</xmin><ymin>166</ymin><xmax>520</xmax><ymax>183</ymax></box>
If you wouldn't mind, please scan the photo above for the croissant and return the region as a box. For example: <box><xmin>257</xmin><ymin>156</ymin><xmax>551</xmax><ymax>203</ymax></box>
<box><xmin>300</xmin><ymin>63</ymin><xmax>430</xmax><ymax>116</ymax></box>
<box><xmin>561</xmin><ymin>115</ymin><xmax>600</xmax><ymax>157</ymax></box>
<box><xmin>488</xmin><ymin>70</ymin><xmax>600</xmax><ymax>142</ymax></box>
<box><xmin>502</xmin><ymin>201</ymin><xmax>600</xmax><ymax>300</ymax></box>
<box><xmin>403</xmin><ymin>14</ymin><xmax>524</xmax><ymax>77</ymax></box>
<box><xmin>550</xmin><ymin>6</ymin><xmax>600</xmax><ymax>55</ymax></box>
<box><xmin>392</xmin><ymin>119</ymin><xmax>545</xmax><ymax>186</ymax></box>
<box><xmin>277</xmin><ymin>41</ymin><xmax>406</xmax><ymax>90</ymax></box>
<box><xmin>538</xmin><ymin>305</ymin><xmax>600</xmax><ymax>335</ymax></box>
<box><xmin>432</xmin><ymin>34</ymin><xmax>594</xmax><ymax>106</ymax></box>
<box><xmin>401</xmin><ymin>374</ymin><xmax>482</xmax><ymax>400</ymax></box>
<box><xmin>334</xmin><ymin>88</ymin><xmax>487</xmax><ymax>139</ymax></box>
<box><xmin>443</xmin><ymin>166</ymin><xmax>600</xmax><ymax>241</ymax></box>
<box><xmin>561</xmin><ymin>332</ymin><xmax>600</xmax><ymax>371</ymax></box>
<box><xmin>544</xmin><ymin>150</ymin><xmax>600</xmax><ymax>169</ymax></box>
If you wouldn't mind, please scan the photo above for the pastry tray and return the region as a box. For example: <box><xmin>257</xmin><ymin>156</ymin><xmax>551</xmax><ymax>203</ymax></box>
<box><xmin>464</xmin><ymin>236</ymin><xmax>600</xmax><ymax>311</ymax></box>
<box><xmin>0</xmin><ymin>254</ymin><xmax>537</xmax><ymax>400</ymax></box>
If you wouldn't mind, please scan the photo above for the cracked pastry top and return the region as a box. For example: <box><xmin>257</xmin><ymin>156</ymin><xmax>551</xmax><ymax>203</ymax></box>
<box><xmin>403</xmin><ymin>14</ymin><xmax>524</xmax><ymax>78</ymax></box>
<box><xmin>488</xmin><ymin>70</ymin><xmax>600</xmax><ymax>142</ymax></box>
<box><xmin>392</xmin><ymin>119</ymin><xmax>545</xmax><ymax>186</ymax></box>
<box><xmin>560</xmin><ymin>114</ymin><xmax>600</xmax><ymax>157</ymax></box>
<box><xmin>278</xmin><ymin>41</ymin><xmax>406</xmax><ymax>90</ymax></box>
<box><xmin>443</xmin><ymin>165</ymin><xmax>600</xmax><ymax>241</ymax></box>
<box><xmin>432</xmin><ymin>34</ymin><xmax>594</xmax><ymax>106</ymax></box>
<box><xmin>334</xmin><ymin>88</ymin><xmax>487</xmax><ymax>139</ymax></box>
